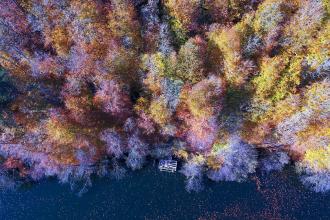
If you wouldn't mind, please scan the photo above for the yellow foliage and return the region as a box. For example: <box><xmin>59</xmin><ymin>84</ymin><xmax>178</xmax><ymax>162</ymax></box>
<box><xmin>305</xmin><ymin>80</ymin><xmax>330</xmax><ymax>113</ymax></box>
<box><xmin>209</xmin><ymin>27</ymin><xmax>243</xmax><ymax>85</ymax></box>
<box><xmin>211</xmin><ymin>142</ymin><xmax>229</xmax><ymax>154</ymax></box>
<box><xmin>210</xmin><ymin>27</ymin><xmax>241</xmax><ymax>71</ymax></box>
<box><xmin>183</xmin><ymin>76</ymin><xmax>223</xmax><ymax>119</ymax></box>
<box><xmin>0</xmin><ymin>51</ymin><xmax>32</xmax><ymax>80</ymax></box>
<box><xmin>296</xmin><ymin>124</ymin><xmax>330</xmax><ymax>151</ymax></box>
<box><xmin>175</xmin><ymin>37</ymin><xmax>207</xmax><ymax>83</ymax></box>
<box><xmin>142</xmin><ymin>53</ymin><xmax>167</xmax><ymax>93</ymax></box>
<box><xmin>241</xmin><ymin>121</ymin><xmax>272</xmax><ymax>145</ymax></box>
<box><xmin>306</xmin><ymin>21</ymin><xmax>330</xmax><ymax>70</ymax></box>
<box><xmin>235</xmin><ymin>13</ymin><xmax>254</xmax><ymax>40</ymax></box>
<box><xmin>164</xmin><ymin>0</ymin><xmax>199</xmax><ymax>30</ymax></box>
<box><xmin>270</xmin><ymin>94</ymin><xmax>302</xmax><ymax>122</ymax></box>
<box><xmin>192</xmin><ymin>154</ymin><xmax>206</xmax><ymax>165</ymax></box>
<box><xmin>303</xmin><ymin>146</ymin><xmax>330</xmax><ymax>172</ymax></box>
<box><xmin>284</xmin><ymin>0</ymin><xmax>327</xmax><ymax>55</ymax></box>
<box><xmin>65</xmin><ymin>95</ymin><xmax>93</xmax><ymax>114</ymax></box>
<box><xmin>55</xmin><ymin>154</ymin><xmax>78</xmax><ymax>165</ymax></box>
<box><xmin>107</xmin><ymin>0</ymin><xmax>142</xmax><ymax>49</ymax></box>
<box><xmin>149</xmin><ymin>97</ymin><xmax>171</xmax><ymax>125</ymax></box>
<box><xmin>143</xmin><ymin>75</ymin><xmax>162</xmax><ymax>95</ymax></box>
<box><xmin>253</xmin><ymin>0</ymin><xmax>298</xmax><ymax>36</ymax></box>
<box><xmin>273</xmin><ymin>56</ymin><xmax>303</xmax><ymax>101</ymax></box>
<box><xmin>19</xmin><ymin>0</ymin><xmax>33</xmax><ymax>11</ymax></box>
<box><xmin>174</xmin><ymin>149</ymin><xmax>189</xmax><ymax>160</ymax></box>
<box><xmin>206</xmin><ymin>155</ymin><xmax>223</xmax><ymax>170</ymax></box>
<box><xmin>46</xmin><ymin>119</ymin><xmax>76</xmax><ymax>145</ymax></box>
<box><xmin>142</xmin><ymin>53</ymin><xmax>166</xmax><ymax>76</ymax></box>
<box><xmin>323</xmin><ymin>0</ymin><xmax>330</xmax><ymax>15</ymax></box>
<box><xmin>209</xmin><ymin>15</ymin><xmax>256</xmax><ymax>86</ymax></box>
<box><xmin>134</xmin><ymin>97</ymin><xmax>149</xmax><ymax>112</ymax></box>
<box><xmin>73</xmin><ymin>1</ymin><xmax>99</xmax><ymax>21</ymax></box>
<box><xmin>51</xmin><ymin>26</ymin><xmax>71</xmax><ymax>56</ymax></box>
<box><xmin>254</xmin><ymin>0</ymin><xmax>283</xmax><ymax>35</ymax></box>
<box><xmin>186</xmin><ymin>91</ymin><xmax>213</xmax><ymax>119</ymax></box>
<box><xmin>249</xmin><ymin>93</ymin><xmax>302</xmax><ymax>126</ymax></box>
<box><xmin>253</xmin><ymin>56</ymin><xmax>288</xmax><ymax>100</ymax></box>
<box><xmin>251</xmin><ymin>54</ymin><xmax>301</xmax><ymax>103</ymax></box>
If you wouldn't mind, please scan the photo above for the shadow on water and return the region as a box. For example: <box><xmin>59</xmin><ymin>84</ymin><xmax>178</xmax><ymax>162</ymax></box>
<box><xmin>0</xmin><ymin>165</ymin><xmax>329</xmax><ymax>220</ymax></box>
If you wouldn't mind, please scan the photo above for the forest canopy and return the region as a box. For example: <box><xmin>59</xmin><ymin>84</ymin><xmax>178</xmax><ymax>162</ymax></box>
<box><xmin>0</xmin><ymin>0</ymin><xmax>329</xmax><ymax>193</ymax></box>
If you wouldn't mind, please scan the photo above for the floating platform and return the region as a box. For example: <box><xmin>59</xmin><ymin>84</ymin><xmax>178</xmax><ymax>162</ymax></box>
<box><xmin>158</xmin><ymin>159</ymin><xmax>177</xmax><ymax>172</ymax></box>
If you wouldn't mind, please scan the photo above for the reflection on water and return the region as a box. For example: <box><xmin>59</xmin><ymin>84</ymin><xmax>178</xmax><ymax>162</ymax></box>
<box><xmin>0</xmin><ymin>166</ymin><xmax>329</xmax><ymax>220</ymax></box>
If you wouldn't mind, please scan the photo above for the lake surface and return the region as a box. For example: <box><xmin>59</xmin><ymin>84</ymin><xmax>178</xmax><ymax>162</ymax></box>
<box><xmin>0</xmin><ymin>165</ymin><xmax>329</xmax><ymax>220</ymax></box>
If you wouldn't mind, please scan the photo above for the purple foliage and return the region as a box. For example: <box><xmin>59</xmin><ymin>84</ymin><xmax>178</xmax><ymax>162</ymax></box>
<box><xmin>158</xmin><ymin>21</ymin><xmax>174</xmax><ymax>55</ymax></box>
<box><xmin>62</xmin><ymin>75</ymin><xmax>85</xmax><ymax>96</ymax></box>
<box><xmin>260</xmin><ymin>151</ymin><xmax>290</xmax><ymax>173</ymax></box>
<box><xmin>123</xmin><ymin>117</ymin><xmax>136</xmax><ymax>134</ymax></box>
<box><xmin>207</xmin><ymin>136</ymin><xmax>258</xmax><ymax>182</ymax></box>
<box><xmin>126</xmin><ymin>134</ymin><xmax>149</xmax><ymax>170</ymax></box>
<box><xmin>0</xmin><ymin>127</ymin><xmax>15</xmax><ymax>143</ymax></box>
<box><xmin>94</xmin><ymin>80</ymin><xmax>132</xmax><ymax>117</ymax></box>
<box><xmin>136</xmin><ymin>112</ymin><xmax>156</xmax><ymax>135</ymax></box>
<box><xmin>180</xmin><ymin>161</ymin><xmax>204</xmax><ymax>192</ymax></box>
<box><xmin>111</xmin><ymin>165</ymin><xmax>126</xmax><ymax>180</ymax></box>
<box><xmin>0</xmin><ymin>169</ymin><xmax>19</xmax><ymax>191</ymax></box>
<box><xmin>110</xmin><ymin>159</ymin><xmax>126</xmax><ymax>180</ymax></box>
<box><xmin>126</xmin><ymin>149</ymin><xmax>145</xmax><ymax>170</ymax></box>
<box><xmin>54</xmin><ymin>164</ymin><xmax>95</xmax><ymax>196</ymax></box>
<box><xmin>96</xmin><ymin>160</ymin><xmax>110</xmax><ymax>177</ymax></box>
<box><xmin>301</xmin><ymin>171</ymin><xmax>330</xmax><ymax>193</ymax></box>
<box><xmin>0</xmin><ymin>143</ymin><xmax>95</xmax><ymax>191</ymax></box>
<box><xmin>185</xmin><ymin>175</ymin><xmax>204</xmax><ymax>192</ymax></box>
<box><xmin>186</xmin><ymin>116</ymin><xmax>219</xmax><ymax>152</ymax></box>
<box><xmin>150</xmin><ymin>143</ymin><xmax>172</xmax><ymax>159</ymax></box>
<box><xmin>140</xmin><ymin>0</ymin><xmax>160</xmax><ymax>34</ymax></box>
<box><xmin>0</xmin><ymin>143</ymin><xmax>50</xmax><ymax>167</ymax></box>
<box><xmin>76</xmin><ymin>147</ymin><xmax>95</xmax><ymax>166</ymax></box>
<box><xmin>276</xmin><ymin>108</ymin><xmax>313</xmax><ymax>145</ymax></box>
<box><xmin>161</xmin><ymin>78</ymin><xmax>183</xmax><ymax>112</ymax></box>
<box><xmin>304</xmin><ymin>59</ymin><xmax>330</xmax><ymax>80</ymax></box>
<box><xmin>100</xmin><ymin>129</ymin><xmax>124</xmax><ymax>158</ymax></box>
<box><xmin>243</xmin><ymin>36</ymin><xmax>263</xmax><ymax>57</ymax></box>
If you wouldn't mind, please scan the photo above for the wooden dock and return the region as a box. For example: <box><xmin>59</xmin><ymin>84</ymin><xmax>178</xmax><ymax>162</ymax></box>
<box><xmin>158</xmin><ymin>159</ymin><xmax>177</xmax><ymax>172</ymax></box>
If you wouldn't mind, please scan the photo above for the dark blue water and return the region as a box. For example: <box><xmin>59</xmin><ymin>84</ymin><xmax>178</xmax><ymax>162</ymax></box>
<box><xmin>0</xmin><ymin>166</ymin><xmax>329</xmax><ymax>220</ymax></box>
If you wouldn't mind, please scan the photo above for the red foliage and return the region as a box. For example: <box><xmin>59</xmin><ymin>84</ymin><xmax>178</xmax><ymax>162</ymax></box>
<box><xmin>3</xmin><ymin>157</ymin><xmax>24</xmax><ymax>170</ymax></box>
<box><xmin>93</xmin><ymin>80</ymin><xmax>132</xmax><ymax>119</ymax></box>
<box><xmin>176</xmin><ymin>75</ymin><xmax>224</xmax><ymax>152</ymax></box>
<box><xmin>0</xmin><ymin>0</ymin><xmax>29</xmax><ymax>33</ymax></box>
